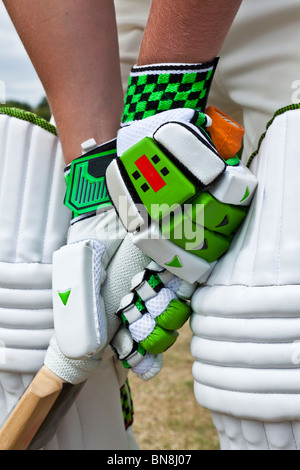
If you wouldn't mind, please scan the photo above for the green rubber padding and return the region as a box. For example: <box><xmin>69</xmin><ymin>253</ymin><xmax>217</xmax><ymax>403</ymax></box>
<box><xmin>161</xmin><ymin>210</ymin><xmax>230</xmax><ymax>263</ymax></box>
<box><xmin>161</xmin><ymin>190</ymin><xmax>247</xmax><ymax>262</ymax></box>
<box><xmin>120</xmin><ymin>136</ymin><xmax>247</xmax><ymax>263</ymax></box>
<box><xmin>155</xmin><ymin>299</ymin><xmax>191</xmax><ymax>330</ymax></box>
<box><xmin>188</xmin><ymin>192</ymin><xmax>247</xmax><ymax>236</ymax></box>
<box><xmin>121</xmin><ymin>360</ymin><xmax>131</xmax><ymax>369</ymax></box>
<box><xmin>168</xmin><ymin>224</ymin><xmax>230</xmax><ymax>263</ymax></box>
<box><xmin>141</xmin><ymin>326</ymin><xmax>178</xmax><ymax>355</ymax></box>
<box><xmin>148</xmin><ymin>273</ymin><xmax>163</xmax><ymax>289</ymax></box>
<box><xmin>226</xmin><ymin>155</ymin><xmax>240</xmax><ymax>166</ymax></box>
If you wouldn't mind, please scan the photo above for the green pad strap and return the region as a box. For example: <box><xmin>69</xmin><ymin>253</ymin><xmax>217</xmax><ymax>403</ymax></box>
<box><xmin>122</xmin><ymin>59</ymin><xmax>219</xmax><ymax>124</ymax></box>
<box><xmin>0</xmin><ymin>107</ymin><xmax>57</xmax><ymax>136</ymax></box>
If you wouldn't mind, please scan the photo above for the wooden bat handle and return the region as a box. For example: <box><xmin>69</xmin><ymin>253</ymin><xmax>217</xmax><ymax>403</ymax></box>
<box><xmin>0</xmin><ymin>366</ymin><xmax>64</xmax><ymax>450</ymax></box>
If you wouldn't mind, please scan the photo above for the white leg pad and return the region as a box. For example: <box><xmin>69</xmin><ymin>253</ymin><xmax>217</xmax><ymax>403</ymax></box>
<box><xmin>211</xmin><ymin>412</ymin><xmax>300</xmax><ymax>450</ymax></box>
<box><xmin>191</xmin><ymin>107</ymin><xmax>300</xmax><ymax>422</ymax></box>
<box><xmin>0</xmin><ymin>111</ymin><xmax>70</xmax><ymax>374</ymax></box>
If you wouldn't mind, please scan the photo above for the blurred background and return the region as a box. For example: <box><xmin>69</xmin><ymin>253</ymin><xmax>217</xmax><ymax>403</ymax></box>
<box><xmin>0</xmin><ymin>1</ymin><xmax>50</xmax><ymax>119</ymax></box>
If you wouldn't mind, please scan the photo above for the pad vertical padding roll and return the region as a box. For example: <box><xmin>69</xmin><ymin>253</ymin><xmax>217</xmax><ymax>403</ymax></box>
<box><xmin>191</xmin><ymin>107</ymin><xmax>300</xmax><ymax>421</ymax></box>
<box><xmin>0</xmin><ymin>110</ymin><xmax>70</xmax><ymax>264</ymax></box>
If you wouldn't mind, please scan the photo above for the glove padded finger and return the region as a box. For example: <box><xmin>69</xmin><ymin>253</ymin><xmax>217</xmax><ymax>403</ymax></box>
<box><xmin>154</xmin><ymin>299</ymin><xmax>191</xmax><ymax>330</ymax></box>
<box><xmin>140</xmin><ymin>325</ymin><xmax>178</xmax><ymax>355</ymax></box>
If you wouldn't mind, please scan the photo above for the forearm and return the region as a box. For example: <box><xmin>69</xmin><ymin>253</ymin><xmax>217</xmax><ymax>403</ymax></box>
<box><xmin>3</xmin><ymin>0</ymin><xmax>123</xmax><ymax>164</ymax></box>
<box><xmin>138</xmin><ymin>0</ymin><xmax>242</xmax><ymax>65</ymax></box>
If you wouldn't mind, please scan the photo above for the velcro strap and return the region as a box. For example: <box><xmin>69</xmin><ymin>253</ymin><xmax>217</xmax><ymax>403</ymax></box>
<box><xmin>64</xmin><ymin>141</ymin><xmax>116</xmax><ymax>220</ymax></box>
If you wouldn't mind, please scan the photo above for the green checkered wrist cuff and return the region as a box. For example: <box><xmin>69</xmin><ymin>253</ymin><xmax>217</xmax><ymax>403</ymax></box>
<box><xmin>121</xmin><ymin>58</ymin><xmax>218</xmax><ymax>124</ymax></box>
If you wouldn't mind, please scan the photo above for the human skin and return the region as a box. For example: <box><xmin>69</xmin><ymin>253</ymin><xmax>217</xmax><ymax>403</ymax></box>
<box><xmin>3</xmin><ymin>0</ymin><xmax>124</xmax><ymax>164</ymax></box>
<box><xmin>137</xmin><ymin>0</ymin><xmax>242</xmax><ymax>64</ymax></box>
<box><xmin>4</xmin><ymin>0</ymin><xmax>242</xmax><ymax>163</ymax></box>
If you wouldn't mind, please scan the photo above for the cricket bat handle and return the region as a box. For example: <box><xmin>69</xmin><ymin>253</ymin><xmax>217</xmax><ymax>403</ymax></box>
<box><xmin>0</xmin><ymin>366</ymin><xmax>64</xmax><ymax>450</ymax></box>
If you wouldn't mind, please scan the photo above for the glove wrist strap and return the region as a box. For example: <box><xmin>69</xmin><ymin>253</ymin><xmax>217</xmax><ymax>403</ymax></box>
<box><xmin>121</xmin><ymin>58</ymin><xmax>219</xmax><ymax>125</ymax></box>
<box><xmin>64</xmin><ymin>140</ymin><xmax>116</xmax><ymax>220</ymax></box>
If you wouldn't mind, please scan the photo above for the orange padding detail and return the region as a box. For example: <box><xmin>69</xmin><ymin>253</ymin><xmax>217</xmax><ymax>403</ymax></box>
<box><xmin>205</xmin><ymin>106</ymin><xmax>245</xmax><ymax>160</ymax></box>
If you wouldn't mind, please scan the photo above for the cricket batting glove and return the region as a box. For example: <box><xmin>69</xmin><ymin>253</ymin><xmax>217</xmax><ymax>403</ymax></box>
<box><xmin>44</xmin><ymin>138</ymin><xmax>164</xmax><ymax>383</ymax></box>
<box><xmin>105</xmin><ymin>62</ymin><xmax>257</xmax><ymax>372</ymax></box>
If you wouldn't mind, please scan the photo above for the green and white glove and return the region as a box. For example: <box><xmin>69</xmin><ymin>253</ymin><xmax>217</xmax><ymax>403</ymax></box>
<box><xmin>45</xmin><ymin>138</ymin><xmax>187</xmax><ymax>383</ymax></box>
<box><xmin>46</xmin><ymin>60</ymin><xmax>257</xmax><ymax>385</ymax></box>
<box><xmin>105</xmin><ymin>61</ymin><xmax>258</xmax><ymax>372</ymax></box>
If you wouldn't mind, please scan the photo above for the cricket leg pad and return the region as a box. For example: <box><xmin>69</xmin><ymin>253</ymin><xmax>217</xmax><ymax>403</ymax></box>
<box><xmin>210</xmin><ymin>412</ymin><xmax>300</xmax><ymax>450</ymax></box>
<box><xmin>191</xmin><ymin>107</ymin><xmax>300</xmax><ymax>429</ymax></box>
<box><xmin>0</xmin><ymin>109</ymin><xmax>70</xmax><ymax>420</ymax></box>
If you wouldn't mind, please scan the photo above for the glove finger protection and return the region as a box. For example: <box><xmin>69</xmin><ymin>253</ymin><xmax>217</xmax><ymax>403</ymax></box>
<box><xmin>108</xmin><ymin>247</ymin><xmax>191</xmax><ymax>380</ymax></box>
<box><xmin>103</xmin><ymin>237</ymin><xmax>165</xmax><ymax>381</ymax></box>
<box><xmin>105</xmin><ymin>61</ymin><xmax>257</xmax><ymax>378</ymax></box>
